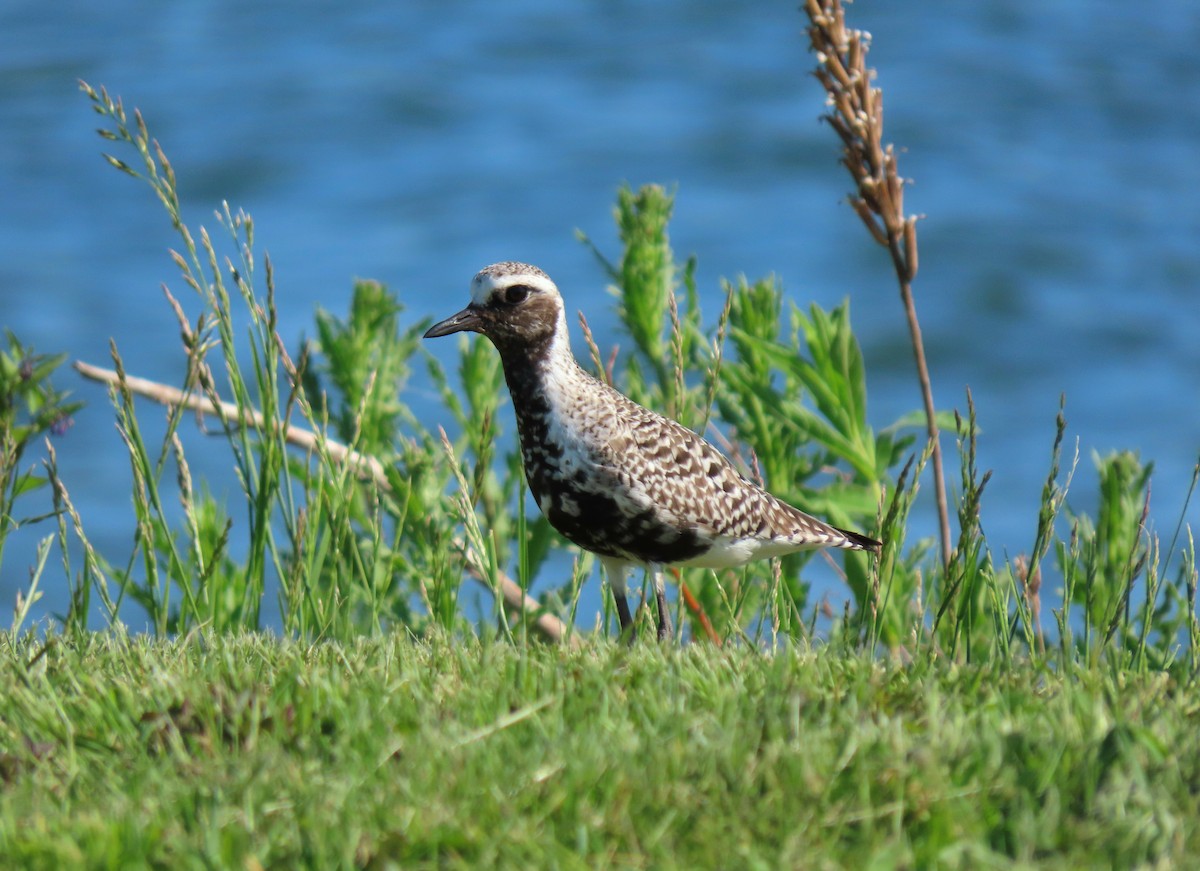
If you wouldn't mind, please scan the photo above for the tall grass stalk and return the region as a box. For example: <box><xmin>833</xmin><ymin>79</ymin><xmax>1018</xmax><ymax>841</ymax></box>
<box><xmin>804</xmin><ymin>0</ymin><xmax>952</xmax><ymax>568</ymax></box>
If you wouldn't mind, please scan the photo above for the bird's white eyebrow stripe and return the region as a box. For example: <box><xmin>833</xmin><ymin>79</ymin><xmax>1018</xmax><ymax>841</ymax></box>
<box><xmin>469</xmin><ymin>268</ymin><xmax>558</xmax><ymax>306</ymax></box>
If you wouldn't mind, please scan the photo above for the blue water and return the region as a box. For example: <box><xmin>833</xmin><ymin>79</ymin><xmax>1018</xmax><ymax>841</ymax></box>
<box><xmin>2</xmin><ymin>1</ymin><xmax>1198</xmax><ymax>629</ymax></box>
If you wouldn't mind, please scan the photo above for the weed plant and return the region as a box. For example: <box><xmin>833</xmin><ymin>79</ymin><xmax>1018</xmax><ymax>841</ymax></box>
<box><xmin>0</xmin><ymin>333</ymin><xmax>82</xmax><ymax>634</ymax></box>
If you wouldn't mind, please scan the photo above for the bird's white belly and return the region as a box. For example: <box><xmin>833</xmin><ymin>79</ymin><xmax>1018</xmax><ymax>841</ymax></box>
<box><xmin>676</xmin><ymin>535</ymin><xmax>821</xmax><ymax>569</ymax></box>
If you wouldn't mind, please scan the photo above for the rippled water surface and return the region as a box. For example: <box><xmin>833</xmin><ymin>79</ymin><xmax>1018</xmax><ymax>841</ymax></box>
<box><xmin>2</xmin><ymin>1</ymin><xmax>1197</xmax><ymax>625</ymax></box>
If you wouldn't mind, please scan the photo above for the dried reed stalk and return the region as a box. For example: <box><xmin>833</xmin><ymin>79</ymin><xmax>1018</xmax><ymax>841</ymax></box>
<box><xmin>73</xmin><ymin>360</ymin><xmax>576</xmax><ymax>646</ymax></box>
<box><xmin>804</xmin><ymin>0</ymin><xmax>952</xmax><ymax>567</ymax></box>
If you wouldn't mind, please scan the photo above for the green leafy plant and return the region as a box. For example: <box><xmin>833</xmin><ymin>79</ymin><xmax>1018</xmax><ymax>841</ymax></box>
<box><xmin>580</xmin><ymin>183</ymin><xmax>930</xmax><ymax>644</ymax></box>
<box><xmin>0</xmin><ymin>331</ymin><xmax>83</xmax><ymax>621</ymax></box>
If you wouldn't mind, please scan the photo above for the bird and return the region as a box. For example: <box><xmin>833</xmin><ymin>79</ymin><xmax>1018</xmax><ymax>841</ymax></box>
<box><xmin>424</xmin><ymin>261</ymin><xmax>881</xmax><ymax>641</ymax></box>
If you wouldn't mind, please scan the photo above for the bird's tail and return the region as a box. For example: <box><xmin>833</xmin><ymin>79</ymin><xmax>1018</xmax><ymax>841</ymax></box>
<box><xmin>835</xmin><ymin>526</ymin><xmax>883</xmax><ymax>554</ymax></box>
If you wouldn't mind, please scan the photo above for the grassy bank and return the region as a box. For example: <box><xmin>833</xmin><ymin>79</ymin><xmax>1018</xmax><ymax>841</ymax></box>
<box><xmin>1</xmin><ymin>632</ymin><xmax>1196</xmax><ymax>868</ymax></box>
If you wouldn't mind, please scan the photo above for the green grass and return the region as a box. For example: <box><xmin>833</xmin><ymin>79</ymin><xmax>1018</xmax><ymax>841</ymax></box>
<box><xmin>1</xmin><ymin>632</ymin><xmax>1197</xmax><ymax>869</ymax></box>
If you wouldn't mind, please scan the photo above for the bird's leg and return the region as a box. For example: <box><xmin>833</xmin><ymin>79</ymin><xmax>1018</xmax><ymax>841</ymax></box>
<box><xmin>652</xmin><ymin>565</ymin><xmax>673</xmax><ymax>642</ymax></box>
<box><xmin>602</xmin><ymin>558</ymin><xmax>636</xmax><ymax>642</ymax></box>
<box><xmin>614</xmin><ymin>594</ymin><xmax>634</xmax><ymax>641</ymax></box>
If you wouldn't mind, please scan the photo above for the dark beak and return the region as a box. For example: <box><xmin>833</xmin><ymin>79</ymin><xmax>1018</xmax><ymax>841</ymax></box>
<box><xmin>424</xmin><ymin>306</ymin><xmax>484</xmax><ymax>338</ymax></box>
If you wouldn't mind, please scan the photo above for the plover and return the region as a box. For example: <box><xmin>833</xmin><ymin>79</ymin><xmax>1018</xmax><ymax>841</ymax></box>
<box><xmin>425</xmin><ymin>261</ymin><xmax>881</xmax><ymax>640</ymax></box>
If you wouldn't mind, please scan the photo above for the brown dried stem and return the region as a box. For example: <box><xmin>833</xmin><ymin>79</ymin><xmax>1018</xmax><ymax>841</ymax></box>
<box><xmin>804</xmin><ymin>0</ymin><xmax>952</xmax><ymax>567</ymax></box>
<box><xmin>72</xmin><ymin>359</ymin><xmax>575</xmax><ymax>645</ymax></box>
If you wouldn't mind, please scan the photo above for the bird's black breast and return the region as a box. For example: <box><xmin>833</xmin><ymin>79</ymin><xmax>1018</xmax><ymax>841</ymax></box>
<box><xmin>542</xmin><ymin>483</ymin><xmax>711</xmax><ymax>565</ymax></box>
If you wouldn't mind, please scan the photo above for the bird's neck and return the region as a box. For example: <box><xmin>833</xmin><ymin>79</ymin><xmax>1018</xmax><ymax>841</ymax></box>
<box><xmin>495</xmin><ymin>317</ymin><xmax>582</xmax><ymax>462</ymax></box>
<box><xmin>497</xmin><ymin>318</ymin><xmax>576</xmax><ymax>405</ymax></box>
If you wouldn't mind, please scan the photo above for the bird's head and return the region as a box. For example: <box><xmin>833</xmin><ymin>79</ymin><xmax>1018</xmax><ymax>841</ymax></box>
<box><xmin>423</xmin><ymin>261</ymin><xmax>567</xmax><ymax>358</ymax></box>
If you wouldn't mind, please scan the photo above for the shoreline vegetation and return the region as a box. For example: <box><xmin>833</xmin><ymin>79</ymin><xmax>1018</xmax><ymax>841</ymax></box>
<box><xmin>1</xmin><ymin>0</ymin><xmax>1198</xmax><ymax>865</ymax></box>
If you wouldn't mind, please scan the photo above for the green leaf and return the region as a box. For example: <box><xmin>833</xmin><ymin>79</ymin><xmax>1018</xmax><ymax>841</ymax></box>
<box><xmin>13</xmin><ymin>472</ymin><xmax>48</xmax><ymax>498</ymax></box>
<box><xmin>880</xmin><ymin>408</ymin><xmax>958</xmax><ymax>437</ymax></box>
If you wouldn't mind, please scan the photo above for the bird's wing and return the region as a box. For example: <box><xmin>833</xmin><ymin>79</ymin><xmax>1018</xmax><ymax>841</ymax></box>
<box><xmin>588</xmin><ymin>383</ymin><xmax>778</xmax><ymax>539</ymax></box>
<box><xmin>574</xmin><ymin>376</ymin><xmax>878</xmax><ymax>554</ymax></box>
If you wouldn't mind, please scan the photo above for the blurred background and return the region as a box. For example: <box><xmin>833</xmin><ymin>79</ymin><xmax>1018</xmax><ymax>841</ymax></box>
<box><xmin>1</xmin><ymin>0</ymin><xmax>1198</xmax><ymax>627</ymax></box>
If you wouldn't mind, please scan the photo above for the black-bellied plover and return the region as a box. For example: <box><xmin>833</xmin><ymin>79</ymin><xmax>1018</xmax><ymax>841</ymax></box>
<box><xmin>425</xmin><ymin>261</ymin><xmax>881</xmax><ymax>640</ymax></box>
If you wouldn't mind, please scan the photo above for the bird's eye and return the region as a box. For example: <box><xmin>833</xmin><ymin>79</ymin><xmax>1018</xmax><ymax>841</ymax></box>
<box><xmin>503</xmin><ymin>285</ymin><xmax>531</xmax><ymax>305</ymax></box>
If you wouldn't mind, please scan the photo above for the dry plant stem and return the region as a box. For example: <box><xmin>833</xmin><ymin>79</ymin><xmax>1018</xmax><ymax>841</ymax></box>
<box><xmin>894</xmin><ymin>257</ymin><xmax>951</xmax><ymax>569</ymax></box>
<box><xmin>75</xmin><ymin>361</ymin><xmax>388</xmax><ymax>484</ymax></box>
<box><xmin>804</xmin><ymin>0</ymin><xmax>952</xmax><ymax>567</ymax></box>
<box><xmin>73</xmin><ymin>359</ymin><xmax>575</xmax><ymax>646</ymax></box>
